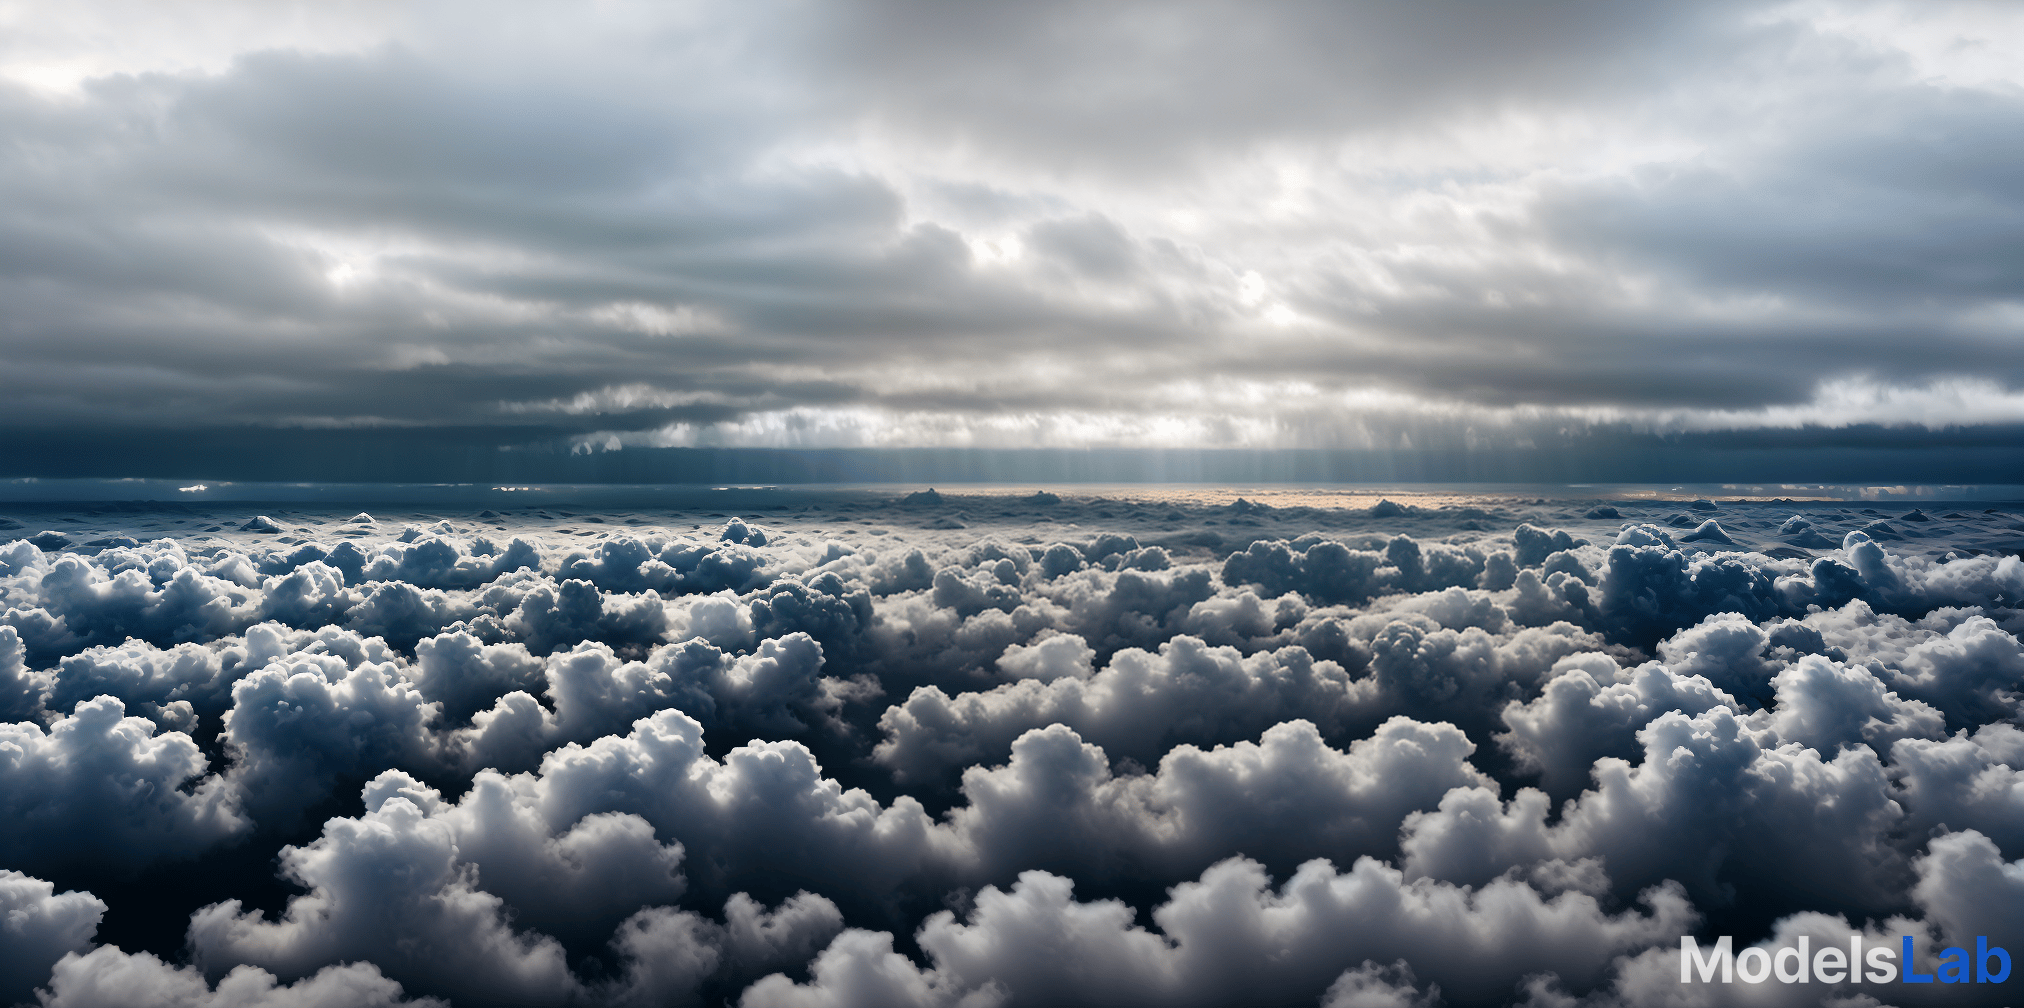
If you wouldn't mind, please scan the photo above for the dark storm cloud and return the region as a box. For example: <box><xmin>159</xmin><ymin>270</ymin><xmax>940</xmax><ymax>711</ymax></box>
<box><xmin>2</xmin><ymin>0</ymin><xmax>2022</xmax><ymax>467</ymax></box>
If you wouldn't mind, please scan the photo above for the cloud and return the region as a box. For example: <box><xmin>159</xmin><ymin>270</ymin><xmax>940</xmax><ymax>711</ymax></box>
<box><xmin>1496</xmin><ymin>652</ymin><xmax>1740</xmax><ymax>801</ymax></box>
<box><xmin>4</xmin><ymin>2</ymin><xmax>2024</xmax><ymax>471</ymax></box>
<box><xmin>1748</xmin><ymin>651</ymin><xmax>1946</xmax><ymax>753</ymax></box>
<box><xmin>946</xmin><ymin>717</ymin><xmax>1491</xmax><ymax>883</ymax></box>
<box><xmin>748</xmin><ymin>855</ymin><xmax>1692</xmax><ymax>1008</ymax></box>
<box><xmin>1403</xmin><ymin>705</ymin><xmax>1909</xmax><ymax>919</ymax></box>
<box><xmin>186</xmin><ymin>795</ymin><xmax>584</xmax><ymax>1005</ymax></box>
<box><xmin>37</xmin><ymin>948</ymin><xmax>442</xmax><ymax>1008</ymax></box>
<box><xmin>0</xmin><ymin>695</ymin><xmax>245</xmax><ymax>875</ymax></box>
<box><xmin>737</xmin><ymin>928</ymin><xmax>1000</xmax><ymax>1008</ymax></box>
<box><xmin>602</xmin><ymin>892</ymin><xmax>846</xmax><ymax>1008</ymax></box>
<box><xmin>1884</xmin><ymin>613</ymin><xmax>2024</xmax><ymax>727</ymax></box>
<box><xmin>0</xmin><ymin>871</ymin><xmax>104</xmax><ymax>1006</ymax></box>
<box><xmin>0</xmin><ymin>624</ymin><xmax>40</xmax><ymax>720</ymax></box>
<box><xmin>25</xmin><ymin>553</ymin><xmax>260</xmax><ymax>651</ymax></box>
<box><xmin>1910</xmin><ymin>829</ymin><xmax>2024</xmax><ymax>957</ymax></box>
<box><xmin>44</xmin><ymin>637</ymin><xmax>241</xmax><ymax>726</ymax></box>
<box><xmin>428</xmin><ymin>707</ymin><xmax>958</xmax><ymax>913</ymax></box>
<box><xmin>1319</xmin><ymin>961</ymin><xmax>1438</xmax><ymax>1008</ymax></box>
<box><xmin>873</xmin><ymin>636</ymin><xmax>1380</xmax><ymax>785</ymax></box>
<box><xmin>1890</xmin><ymin>723</ymin><xmax>2024</xmax><ymax>861</ymax></box>
<box><xmin>362</xmin><ymin>770</ymin><xmax>687</xmax><ymax>946</ymax></box>
<box><xmin>2</xmin><ymin>504</ymin><xmax>2022</xmax><ymax>1002</ymax></box>
<box><xmin>221</xmin><ymin>653</ymin><xmax>442</xmax><ymax>826</ymax></box>
<box><xmin>408</xmin><ymin>630</ymin><xmax>545</xmax><ymax>727</ymax></box>
<box><xmin>447</xmin><ymin>631</ymin><xmax>845</xmax><ymax>773</ymax></box>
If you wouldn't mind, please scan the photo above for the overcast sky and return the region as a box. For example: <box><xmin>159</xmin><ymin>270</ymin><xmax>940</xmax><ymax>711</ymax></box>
<box><xmin>3</xmin><ymin>0</ymin><xmax>2022</xmax><ymax>469</ymax></box>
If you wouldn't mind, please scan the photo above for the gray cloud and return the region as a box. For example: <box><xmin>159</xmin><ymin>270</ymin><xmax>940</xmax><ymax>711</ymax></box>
<box><xmin>803</xmin><ymin>0</ymin><xmax>1771</xmax><ymax>172</ymax></box>
<box><xmin>186</xmin><ymin>793</ymin><xmax>585</xmax><ymax>1005</ymax></box>
<box><xmin>1</xmin><ymin>1</ymin><xmax>2022</xmax><ymax>468</ymax></box>
<box><xmin>38</xmin><ymin>949</ymin><xmax>441</xmax><ymax>1008</ymax></box>
<box><xmin>0</xmin><ymin>871</ymin><xmax>105</xmax><ymax>1006</ymax></box>
<box><xmin>746</xmin><ymin>855</ymin><xmax>1693</xmax><ymax>1008</ymax></box>
<box><xmin>7</xmin><ymin>471</ymin><xmax>2024</xmax><ymax>998</ymax></box>
<box><xmin>0</xmin><ymin>696</ymin><xmax>246</xmax><ymax>876</ymax></box>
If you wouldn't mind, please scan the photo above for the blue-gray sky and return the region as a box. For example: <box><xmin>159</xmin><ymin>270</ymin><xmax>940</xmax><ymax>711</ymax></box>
<box><xmin>3</xmin><ymin>0</ymin><xmax>2023</xmax><ymax>480</ymax></box>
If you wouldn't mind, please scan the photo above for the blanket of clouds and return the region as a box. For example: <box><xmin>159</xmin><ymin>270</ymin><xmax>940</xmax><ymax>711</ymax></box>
<box><xmin>2</xmin><ymin>487</ymin><xmax>2022</xmax><ymax>1006</ymax></box>
<box><xmin>2</xmin><ymin>0</ymin><xmax>2024</xmax><ymax>479</ymax></box>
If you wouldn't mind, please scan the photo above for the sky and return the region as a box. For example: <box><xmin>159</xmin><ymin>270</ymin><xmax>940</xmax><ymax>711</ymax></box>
<box><xmin>3</xmin><ymin>0</ymin><xmax>2023</xmax><ymax>482</ymax></box>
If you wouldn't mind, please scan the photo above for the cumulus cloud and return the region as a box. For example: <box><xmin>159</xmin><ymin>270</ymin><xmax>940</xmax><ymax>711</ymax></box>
<box><xmin>220</xmin><ymin>652</ymin><xmax>442</xmax><ymax>826</ymax></box>
<box><xmin>408</xmin><ymin>630</ymin><xmax>545</xmax><ymax>727</ymax></box>
<box><xmin>181</xmin><ymin>768</ymin><xmax>844</xmax><ymax>1008</ymax></box>
<box><xmin>0</xmin><ymin>623</ymin><xmax>40</xmax><ymax>720</ymax></box>
<box><xmin>37</xmin><ymin>949</ymin><xmax>441</xmax><ymax>1008</ymax></box>
<box><xmin>1910</xmin><ymin>828</ymin><xmax>2024</xmax><ymax>958</ymax></box>
<box><xmin>362</xmin><ymin>769</ymin><xmax>688</xmax><ymax>945</ymax></box>
<box><xmin>0</xmin><ymin>696</ymin><xmax>244</xmax><ymax>875</ymax></box>
<box><xmin>1</xmin><ymin>501</ymin><xmax>2020</xmax><ymax>1003</ymax></box>
<box><xmin>602</xmin><ymin>892</ymin><xmax>846</xmax><ymax>1008</ymax></box>
<box><xmin>1890</xmin><ymin>723</ymin><xmax>2024</xmax><ymax>860</ymax></box>
<box><xmin>874</xmin><ymin>636</ymin><xmax>1380</xmax><ymax>785</ymax></box>
<box><xmin>0</xmin><ymin>871</ymin><xmax>104</xmax><ymax>1006</ymax></box>
<box><xmin>187</xmin><ymin>794</ymin><xmax>583</xmax><ymax>1005</ymax></box>
<box><xmin>749</xmin><ymin>855</ymin><xmax>1692</xmax><ymax>1008</ymax></box>
<box><xmin>24</xmin><ymin>553</ymin><xmax>260</xmax><ymax>651</ymax></box>
<box><xmin>1748</xmin><ymin>652</ymin><xmax>1946</xmax><ymax>753</ymax></box>
<box><xmin>448</xmin><ymin>631</ymin><xmax>847</xmax><ymax>773</ymax></box>
<box><xmin>1404</xmin><ymin>706</ymin><xmax>1909</xmax><ymax>918</ymax></box>
<box><xmin>946</xmin><ymin>717</ymin><xmax>1491</xmax><ymax>883</ymax></box>
<box><xmin>1496</xmin><ymin>652</ymin><xmax>1739</xmax><ymax>801</ymax></box>
<box><xmin>430</xmin><ymin>707</ymin><xmax>958</xmax><ymax>913</ymax></box>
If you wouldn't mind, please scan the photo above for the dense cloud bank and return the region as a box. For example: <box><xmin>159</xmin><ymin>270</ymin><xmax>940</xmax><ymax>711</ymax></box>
<box><xmin>5</xmin><ymin>2</ymin><xmax>2024</xmax><ymax>467</ymax></box>
<box><xmin>2</xmin><ymin>494</ymin><xmax>2022</xmax><ymax>1005</ymax></box>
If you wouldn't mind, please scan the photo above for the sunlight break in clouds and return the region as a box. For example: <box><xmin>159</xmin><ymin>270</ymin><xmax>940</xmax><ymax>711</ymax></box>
<box><xmin>5</xmin><ymin>5</ymin><xmax>2024</xmax><ymax>999</ymax></box>
<box><xmin>0</xmin><ymin>0</ymin><xmax>2019</xmax><ymax>478</ymax></box>
<box><xmin>557</xmin><ymin>378</ymin><xmax>2024</xmax><ymax>453</ymax></box>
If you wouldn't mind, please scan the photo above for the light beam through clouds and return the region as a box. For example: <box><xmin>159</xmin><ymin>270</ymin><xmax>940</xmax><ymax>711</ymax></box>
<box><xmin>5</xmin><ymin>4</ymin><xmax>2024</xmax><ymax>1005</ymax></box>
<box><xmin>1</xmin><ymin>0</ymin><xmax>2021</xmax><ymax>474</ymax></box>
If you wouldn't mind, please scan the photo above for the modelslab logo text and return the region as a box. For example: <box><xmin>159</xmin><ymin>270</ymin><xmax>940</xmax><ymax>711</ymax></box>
<box><xmin>1682</xmin><ymin>936</ymin><xmax>2010</xmax><ymax>985</ymax></box>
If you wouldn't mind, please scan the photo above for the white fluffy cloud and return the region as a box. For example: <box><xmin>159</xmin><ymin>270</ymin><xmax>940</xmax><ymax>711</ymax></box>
<box><xmin>0</xmin><ymin>623</ymin><xmax>39</xmax><ymax>720</ymax></box>
<box><xmin>1496</xmin><ymin>652</ymin><xmax>1739</xmax><ymax>800</ymax></box>
<box><xmin>875</xmin><ymin>635</ymin><xmax>1380</xmax><ymax>785</ymax></box>
<box><xmin>188</xmin><ymin>767</ymin><xmax>847</xmax><ymax>1007</ymax></box>
<box><xmin>2</xmin><ymin>502</ymin><xmax>2021</xmax><ymax>1003</ymax></box>
<box><xmin>1405</xmin><ymin>705</ymin><xmax>1909</xmax><ymax>917</ymax></box>
<box><xmin>0</xmin><ymin>696</ymin><xmax>244</xmax><ymax>874</ymax></box>
<box><xmin>1891</xmin><ymin>723</ymin><xmax>2024</xmax><ymax>861</ymax></box>
<box><xmin>221</xmin><ymin>653</ymin><xmax>442</xmax><ymax>825</ymax></box>
<box><xmin>187</xmin><ymin>794</ymin><xmax>584</xmax><ymax>1005</ymax></box>
<box><xmin>946</xmin><ymin>717</ymin><xmax>1491</xmax><ymax>883</ymax></box>
<box><xmin>363</xmin><ymin>769</ymin><xmax>688</xmax><ymax>945</ymax></box>
<box><xmin>37</xmin><ymin>949</ymin><xmax>441</xmax><ymax>1008</ymax></box>
<box><xmin>748</xmin><ymin>855</ymin><xmax>1692</xmax><ymax>1008</ymax></box>
<box><xmin>430</xmin><ymin>707</ymin><xmax>959</xmax><ymax>912</ymax></box>
<box><xmin>0</xmin><ymin>871</ymin><xmax>104</xmax><ymax>1006</ymax></box>
<box><xmin>447</xmin><ymin>630</ymin><xmax>846</xmax><ymax>773</ymax></box>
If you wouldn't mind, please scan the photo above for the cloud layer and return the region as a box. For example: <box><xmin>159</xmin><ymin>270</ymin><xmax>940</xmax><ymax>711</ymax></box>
<box><xmin>2</xmin><ymin>1</ymin><xmax>2023</xmax><ymax>472</ymax></box>
<box><xmin>3</xmin><ymin>492</ymin><xmax>2021</xmax><ymax>1004</ymax></box>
